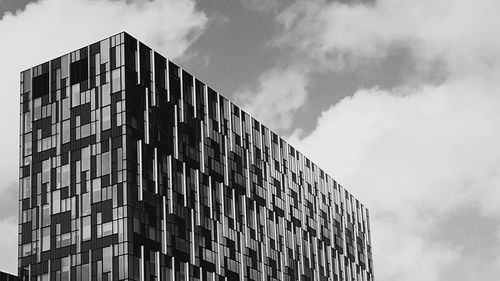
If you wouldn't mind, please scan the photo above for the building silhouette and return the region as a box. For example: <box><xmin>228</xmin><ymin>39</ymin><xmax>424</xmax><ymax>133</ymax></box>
<box><xmin>18</xmin><ymin>32</ymin><xmax>373</xmax><ymax>281</ymax></box>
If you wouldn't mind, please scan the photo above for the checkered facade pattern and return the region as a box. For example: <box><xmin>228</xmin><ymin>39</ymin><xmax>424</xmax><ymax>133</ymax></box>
<box><xmin>19</xmin><ymin>32</ymin><xmax>373</xmax><ymax>281</ymax></box>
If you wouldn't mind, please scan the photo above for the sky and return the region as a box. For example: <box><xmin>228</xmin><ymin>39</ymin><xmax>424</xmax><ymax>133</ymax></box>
<box><xmin>0</xmin><ymin>0</ymin><xmax>499</xmax><ymax>280</ymax></box>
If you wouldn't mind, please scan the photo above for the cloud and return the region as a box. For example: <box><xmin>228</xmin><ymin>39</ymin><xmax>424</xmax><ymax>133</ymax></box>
<box><xmin>234</xmin><ymin>67</ymin><xmax>309</xmax><ymax>132</ymax></box>
<box><xmin>0</xmin><ymin>182</ymin><xmax>18</xmax><ymax>220</ymax></box>
<box><xmin>288</xmin><ymin>77</ymin><xmax>500</xmax><ymax>280</ymax></box>
<box><xmin>0</xmin><ymin>0</ymin><xmax>208</xmax><ymax>274</ymax></box>
<box><xmin>235</xmin><ymin>0</ymin><xmax>500</xmax><ymax>136</ymax></box>
<box><xmin>270</xmin><ymin>0</ymin><xmax>500</xmax><ymax>280</ymax></box>
<box><xmin>241</xmin><ymin>0</ymin><xmax>281</xmax><ymax>12</ymax></box>
<box><xmin>276</xmin><ymin>0</ymin><xmax>500</xmax><ymax>77</ymax></box>
<box><xmin>0</xmin><ymin>216</ymin><xmax>18</xmax><ymax>275</ymax></box>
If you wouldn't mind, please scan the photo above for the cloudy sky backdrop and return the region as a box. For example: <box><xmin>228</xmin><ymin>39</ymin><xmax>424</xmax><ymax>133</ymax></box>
<box><xmin>1</xmin><ymin>0</ymin><xmax>499</xmax><ymax>280</ymax></box>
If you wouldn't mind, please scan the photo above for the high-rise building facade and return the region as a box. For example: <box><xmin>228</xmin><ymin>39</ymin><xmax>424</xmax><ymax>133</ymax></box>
<box><xmin>19</xmin><ymin>32</ymin><xmax>373</xmax><ymax>281</ymax></box>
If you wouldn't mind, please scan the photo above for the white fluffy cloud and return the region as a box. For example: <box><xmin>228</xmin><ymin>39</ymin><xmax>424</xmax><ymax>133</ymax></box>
<box><xmin>234</xmin><ymin>67</ymin><xmax>309</xmax><ymax>132</ymax></box>
<box><xmin>277</xmin><ymin>0</ymin><xmax>500</xmax><ymax>77</ymax></box>
<box><xmin>0</xmin><ymin>0</ymin><xmax>208</xmax><ymax>273</ymax></box>
<box><xmin>290</xmin><ymin>80</ymin><xmax>500</xmax><ymax>280</ymax></box>
<box><xmin>275</xmin><ymin>0</ymin><xmax>500</xmax><ymax>280</ymax></box>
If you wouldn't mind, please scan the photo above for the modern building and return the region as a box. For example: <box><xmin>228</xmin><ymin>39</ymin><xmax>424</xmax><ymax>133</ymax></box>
<box><xmin>19</xmin><ymin>32</ymin><xmax>373</xmax><ymax>281</ymax></box>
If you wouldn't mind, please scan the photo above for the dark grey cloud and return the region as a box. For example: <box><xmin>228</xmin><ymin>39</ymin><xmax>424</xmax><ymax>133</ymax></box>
<box><xmin>293</xmin><ymin>43</ymin><xmax>448</xmax><ymax>136</ymax></box>
<box><xmin>186</xmin><ymin>0</ymin><xmax>288</xmax><ymax>96</ymax></box>
<box><xmin>0</xmin><ymin>0</ymin><xmax>35</xmax><ymax>17</ymax></box>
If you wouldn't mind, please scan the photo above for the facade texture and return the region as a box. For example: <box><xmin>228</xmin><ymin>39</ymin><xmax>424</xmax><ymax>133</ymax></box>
<box><xmin>19</xmin><ymin>32</ymin><xmax>373</xmax><ymax>281</ymax></box>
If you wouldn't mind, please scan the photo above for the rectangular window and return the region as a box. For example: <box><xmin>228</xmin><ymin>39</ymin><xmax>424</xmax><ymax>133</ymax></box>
<box><xmin>34</xmin><ymin>98</ymin><xmax>41</xmax><ymax>120</ymax></box>
<box><xmin>100</xmin><ymin>39</ymin><xmax>109</xmax><ymax>63</ymax></box>
<box><xmin>61</xmin><ymin>55</ymin><xmax>69</xmax><ymax>78</ymax></box>
<box><xmin>22</xmin><ymin>244</ymin><xmax>31</xmax><ymax>257</ymax></box>
<box><xmin>102</xmin><ymin>151</ymin><xmax>110</xmax><ymax>175</ymax></box>
<box><xmin>61</xmin><ymin>256</ymin><xmax>70</xmax><ymax>280</ymax></box>
<box><xmin>22</xmin><ymin>177</ymin><xmax>30</xmax><ymax>199</ymax></box>
<box><xmin>111</xmin><ymin>68</ymin><xmax>121</xmax><ymax>93</ymax></box>
<box><xmin>42</xmin><ymin>158</ymin><xmax>50</xmax><ymax>183</ymax></box>
<box><xmin>23</xmin><ymin>133</ymin><xmax>32</xmax><ymax>156</ymax></box>
<box><xmin>103</xmin><ymin>246</ymin><xmax>112</xmax><ymax>273</ymax></box>
<box><xmin>42</xmin><ymin>204</ymin><xmax>50</xmax><ymax>226</ymax></box>
<box><xmin>102</xmin><ymin>106</ymin><xmax>111</xmax><ymax>131</ymax></box>
<box><xmin>42</xmin><ymin>227</ymin><xmax>50</xmax><ymax>251</ymax></box>
<box><xmin>23</xmin><ymin>112</ymin><xmax>31</xmax><ymax>134</ymax></box>
<box><xmin>82</xmin><ymin>216</ymin><xmax>91</xmax><ymax>241</ymax></box>
<box><xmin>101</xmin><ymin>83</ymin><xmax>110</xmax><ymax>106</ymax></box>
<box><xmin>82</xmin><ymin>146</ymin><xmax>90</xmax><ymax>171</ymax></box>
<box><xmin>61</xmin><ymin>164</ymin><xmax>70</xmax><ymax>187</ymax></box>
<box><xmin>81</xmin><ymin>263</ymin><xmax>90</xmax><ymax>281</ymax></box>
<box><xmin>52</xmin><ymin>190</ymin><xmax>60</xmax><ymax>214</ymax></box>
<box><xmin>72</xmin><ymin>84</ymin><xmax>80</xmax><ymax>107</ymax></box>
<box><xmin>41</xmin><ymin>137</ymin><xmax>51</xmax><ymax>151</ymax></box>
<box><xmin>92</xmin><ymin>178</ymin><xmax>101</xmax><ymax>202</ymax></box>
<box><xmin>82</xmin><ymin>193</ymin><xmax>90</xmax><ymax>216</ymax></box>
<box><xmin>102</xmin><ymin>222</ymin><xmax>112</xmax><ymax>237</ymax></box>
<box><xmin>62</xmin><ymin>120</ymin><xmax>70</xmax><ymax>143</ymax></box>
<box><xmin>61</xmin><ymin>98</ymin><xmax>70</xmax><ymax>120</ymax></box>
<box><xmin>81</xmin><ymin>124</ymin><xmax>91</xmax><ymax>138</ymax></box>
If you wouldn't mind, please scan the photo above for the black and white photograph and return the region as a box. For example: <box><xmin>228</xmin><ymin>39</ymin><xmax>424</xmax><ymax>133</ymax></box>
<box><xmin>0</xmin><ymin>0</ymin><xmax>498</xmax><ymax>280</ymax></box>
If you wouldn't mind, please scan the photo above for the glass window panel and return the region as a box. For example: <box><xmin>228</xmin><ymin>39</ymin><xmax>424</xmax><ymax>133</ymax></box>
<box><xmin>62</xmin><ymin>120</ymin><xmax>70</xmax><ymax>143</ymax></box>
<box><xmin>103</xmin><ymin>246</ymin><xmax>112</xmax><ymax>272</ymax></box>
<box><xmin>24</xmin><ymin>133</ymin><xmax>32</xmax><ymax>156</ymax></box>
<box><xmin>92</xmin><ymin>178</ymin><xmax>101</xmax><ymax>202</ymax></box>
<box><xmin>23</xmin><ymin>112</ymin><xmax>31</xmax><ymax>134</ymax></box>
<box><xmin>81</xmin><ymin>263</ymin><xmax>89</xmax><ymax>281</ymax></box>
<box><xmin>62</xmin><ymin>98</ymin><xmax>70</xmax><ymax>120</ymax></box>
<box><xmin>81</xmin><ymin>124</ymin><xmax>90</xmax><ymax>138</ymax></box>
<box><xmin>101</xmin><ymin>83</ymin><xmax>110</xmax><ymax>106</ymax></box>
<box><xmin>61</xmin><ymin>256</ymin><xmax>70</xmax><ymax>280</ymax></box>
<box><xmin>61</xmin><ymin>164</ymin><xmax>69</xmax><ymax>187</ymax></box>
<box><xmin>72</xmin><ymin>84</ymin><xmax>80</xmax><ymax>107</ymax></box>
<box><xmin>82</xmin><ymin>146</ymin><xmax>90</xmax><ymax>171</ymax></box>
<box><xmin>56</xmin><ymin>68</ymin><xmax>61</xmax><ymax>90</ymax></box>
<box><xmin>22</xmin><ymin>70</ymin><xmax>31</xmax><ymax>93</ymax></box>
<box><xmin>42</xmin><ymin>137</ymin><xmax>51</xmax><ymax>151</ymax></box>
<box><xmin>22</xmin><ymin>244</ymin><xmax>31</xmax><ymax>257</ymax></box>
<box><xmin>102</xmin><ymin>151</ymin><xmax>110</xmax><ymax>175</ymax></box>
<box><xmin>82</xmin><ymin>193</ymin><xmax>90</xmax><ymax>216</ymax></box>
<box><xmin>82</xmin><ymin>216</ymin><xmax>91</xmax><ymax>241</ymax></box>
<box><xmin>52</xmin><ymin>190</ymin><xmax>60</xmax><ymax>214</ymax></box>
<box><xmin>22</xmin><ymin>177</ymin><xmax>30</xmax><ymax>199</ymax></box>
<box><xmin>34</xmin><ymin>98</ymin><xmax>41</xmax><ymax>120</ymax></box>
<box><xmin>42</xmin><ymin>227</ymin><xmax>50</xmax><ymax>251</ymax></box>
<box><xmin>42</xmin><ymin>204</ymin><xmax>50</xmax><ymax>226</ymax></box>
<box><xmin>102</xmin><ymin>106</ymin><xmax>111</xmax><ymax>130</ymax></box>
<box><xmin>61</xmin><ymin>55</ymin><xmax>69</xmax><ymax>78</ymax></box>
<box><xmin>111</xmin><ymin>68</ymin><xmax>121</xmax><ymax>93</ymax></box>
<box><xmin>100</xmin><ymin>39</ymin><xmax>109</xmax><ymax>63</ymax></box>
<box><xmin>42</xmin><ymin>159</ymin><xmax>50</xmax><ymax>183</ymax></box>
<box><xmin>102</xmin><ymin>222</ymin><xmax>112</xmax><ymax>237</ymax></box>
